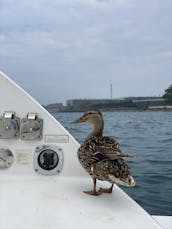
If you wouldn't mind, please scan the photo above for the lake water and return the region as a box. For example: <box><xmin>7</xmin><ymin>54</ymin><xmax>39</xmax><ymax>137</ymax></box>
<box><xmin>52</xmin><ymin>111</ymin><xmax>172</xmax><ymax>216</ymax></box>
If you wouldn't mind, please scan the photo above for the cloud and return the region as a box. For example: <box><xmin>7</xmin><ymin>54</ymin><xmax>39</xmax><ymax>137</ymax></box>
<box><xmin>0</xmin><ymin>0</ymin><xmax>172</xmax><ymax>104</ymax></box>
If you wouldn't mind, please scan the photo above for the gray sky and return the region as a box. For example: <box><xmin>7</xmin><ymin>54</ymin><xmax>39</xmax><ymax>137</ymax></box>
<box><xmin>0</xmin><ymin>0</ymin><xmax>172</xmax><ymax>105</ymax></box>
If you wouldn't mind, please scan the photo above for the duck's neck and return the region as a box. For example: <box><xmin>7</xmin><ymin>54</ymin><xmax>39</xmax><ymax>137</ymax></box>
<box><xmin>87</xmin><ymin>118</ymin><xmax>104</xmax><ymax>140</ymax></box>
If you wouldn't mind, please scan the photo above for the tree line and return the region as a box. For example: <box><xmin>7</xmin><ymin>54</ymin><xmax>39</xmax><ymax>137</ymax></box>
<box><xmin>163</xmin><ymin>84</ymin><xmax>172</xmax><ymax>105</ymax></box>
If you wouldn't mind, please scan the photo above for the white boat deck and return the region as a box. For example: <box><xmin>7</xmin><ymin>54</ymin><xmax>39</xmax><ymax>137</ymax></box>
<box><xmin>153</xmin><ymin>216</ymin><xmax>172</xmax><ymax>229</ymax></box>
<box><xmin>0</xmin><ymin>175</ymin><xmax>166</xmax><ymax>229</ymax></box>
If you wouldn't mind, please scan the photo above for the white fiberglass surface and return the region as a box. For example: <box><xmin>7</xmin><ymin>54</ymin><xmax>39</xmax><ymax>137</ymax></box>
<box><xmin>1</xmin><ymin>176</ymin><xmax>163</xmax><ymax>229</ymax></box>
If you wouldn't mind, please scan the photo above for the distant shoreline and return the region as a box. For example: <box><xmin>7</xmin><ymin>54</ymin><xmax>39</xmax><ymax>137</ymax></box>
<box><xmin>44</xmin><ymin>97</ymin><xmax>172</xmax><ymax>113</ymax></box>
<box><xmin>49</xmin><ymin>108</ymin><xmax>172</xmax><ymax>113</ymax></box>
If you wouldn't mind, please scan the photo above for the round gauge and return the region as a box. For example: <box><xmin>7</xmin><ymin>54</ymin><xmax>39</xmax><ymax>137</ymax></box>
<box><xmin>38</xmin><ymin>149</ymin><xmax>59</xmax><ymax>170</ymax></box>
<box><xmin>0</xmin><ymin>149</ymin><xmax>14</xmax><ymax>169</ymax></box>
<box><xmin>33</xmin><ymin>145</ymin><xmax>64</xmax><ymax>175</ymax></box>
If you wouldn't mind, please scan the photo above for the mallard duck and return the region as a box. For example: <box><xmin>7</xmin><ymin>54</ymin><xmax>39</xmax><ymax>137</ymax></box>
<box><xmin>72</xmin><ymin>110</ymin><xmax>135</xmax><ymax>195</ymax></box>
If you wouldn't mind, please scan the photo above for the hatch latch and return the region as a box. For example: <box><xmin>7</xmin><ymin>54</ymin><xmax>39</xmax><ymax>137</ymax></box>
<box><xmin>21</xmin><ymin>113</ymin><xmax>43</xmax><ymax>140</ymax></box>
<box><xmin>0</xmin><ymin>111</ymin><xmax>20</xmax><ymax>139</ymax></box>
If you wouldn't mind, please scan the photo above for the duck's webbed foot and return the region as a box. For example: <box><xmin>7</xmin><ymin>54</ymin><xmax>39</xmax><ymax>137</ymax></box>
<box><xmin>83</xmin><ymin>178</ymin><xmax>103</xmax><ymax>196</ymax></box>
<box><xmin>98</xmin><ymin>184</ymin><xmax>114</xmax><ymax>194</ymax></box>
<box><xmin>83</xmin><ymin>190</ymin><xmax>102</xmax><ymax>196</ymax></box>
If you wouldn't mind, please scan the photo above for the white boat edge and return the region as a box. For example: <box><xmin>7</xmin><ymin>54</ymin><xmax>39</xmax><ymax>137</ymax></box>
<box><xmin>0</xmin><ymin>71</ymin><xmax>171</xmax><ymax>229</ymax></box>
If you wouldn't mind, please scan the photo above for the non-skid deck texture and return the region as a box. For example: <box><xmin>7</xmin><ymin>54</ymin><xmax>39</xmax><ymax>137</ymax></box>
<box><xmin>0</xmin><ymin>176</ymin><xmax>162</xmax><ymax>229</ymax></box>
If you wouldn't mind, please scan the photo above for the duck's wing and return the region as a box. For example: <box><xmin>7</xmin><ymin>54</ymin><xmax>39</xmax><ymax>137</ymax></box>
<box><xmin>86</xmin><ymin>136</ymin><xmax>134</xmax><ymax>161</ymax></box>
<box><xmin>94</xmin><ymin>146</ymin><xmax>134</xmax><ymax>160</ymax></box>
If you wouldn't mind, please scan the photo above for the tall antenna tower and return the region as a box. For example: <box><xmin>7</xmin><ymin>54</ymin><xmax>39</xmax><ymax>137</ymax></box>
<box><xmin>110</xmin><ymin>84</ymin><xmax>113</xmax><ymax>100</ymax></box>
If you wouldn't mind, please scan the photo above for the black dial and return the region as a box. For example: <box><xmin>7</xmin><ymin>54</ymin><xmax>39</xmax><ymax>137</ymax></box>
<box><xmin>38</xmin><ymin>149</ymin><xmax>59</xmax><ymax>170</ymax></box>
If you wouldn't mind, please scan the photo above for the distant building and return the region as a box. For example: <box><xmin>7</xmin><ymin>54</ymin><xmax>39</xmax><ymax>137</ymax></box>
<box><xmin>132</xmin><ymin>97</ymin><xmax>166</xmax><ymax>109</ymax></box>
<box><xmin>148</xmin><ymin>105</ymin><xmax>172</xmax><ymax>110</ymax></box>
<box><xmin>66</xmin><ymin>97</ymin><xmax>167</xmax><ymax>111</ymax></box>
<box><xmin>66</xmin><ymin>98</ymin><xmax>135</xmax><ymax>110</ymax></box>
<box><xmin>44</xmin><ymin>97</ymin><xmax>169</xmax><ymax>112</ymax></box>
<box><xmin>66</xmin><ymin>99</ymin><xmax>113</xmax><ymax>107</ymax></box>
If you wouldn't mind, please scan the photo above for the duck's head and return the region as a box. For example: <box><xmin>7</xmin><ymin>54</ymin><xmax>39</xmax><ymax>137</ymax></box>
<box><xmin>71</xmin><ymin>110</ymin><xmax>103</xmax><ymax>125</ymax></box>
<box><xmin>71</xmin><ymin>110</ymin><xmax>104</xmax><ymax>138</ymax></box>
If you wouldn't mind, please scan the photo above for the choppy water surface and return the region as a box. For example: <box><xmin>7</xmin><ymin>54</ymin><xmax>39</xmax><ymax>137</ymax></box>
<box><xmin>52</xmin><ymin>111</ymin><xmax>172</xmax><ymax>216</ymax></box>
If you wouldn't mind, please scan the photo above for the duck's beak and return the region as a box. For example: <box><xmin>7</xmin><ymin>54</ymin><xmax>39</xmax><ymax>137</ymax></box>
<box><xmin>71</xmin><ymin>115</ymin><xmax>87</xmax><ymax>124</ymax></box>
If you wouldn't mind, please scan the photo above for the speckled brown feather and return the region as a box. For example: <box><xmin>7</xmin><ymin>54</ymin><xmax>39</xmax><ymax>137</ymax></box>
<box><xmin>77</xmin><ymin>136</ymin><xmax>134</xmax><ymax>186</ymax></box>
